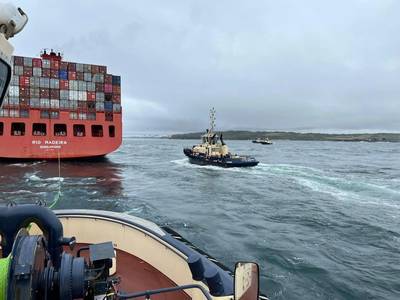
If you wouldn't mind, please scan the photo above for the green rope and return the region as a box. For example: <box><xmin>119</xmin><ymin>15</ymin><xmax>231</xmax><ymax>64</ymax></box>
<box><xmin>0</xmin><ymin>256</ymin><xmax>11</xmax><ymax>300</ymax></box>
<box><xmin>49</xmin><ymin>151</ymin><xmax>62</xmax><ymax>209</ymax></box>
<box><xmin>48</xmin><ymin>189</ymin><xmax>62</xmax><ymax>209</ymax></box>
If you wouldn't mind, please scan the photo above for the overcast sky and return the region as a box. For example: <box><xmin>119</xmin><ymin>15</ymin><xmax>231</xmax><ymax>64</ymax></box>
<box><xmin>11</xmin><ymin>0</ymin><xmax>400</xmax><ymax>134</ymax></box>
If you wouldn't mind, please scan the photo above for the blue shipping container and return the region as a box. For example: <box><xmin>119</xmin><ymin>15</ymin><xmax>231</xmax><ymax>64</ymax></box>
<box><xmin>59</xmin><ymin>70</ymin><xmax>68</xmax><ymax>80</ymax></box>
<box><xmin>104</xmin><ymin>101</ymin><xmax>113</xmax><ymax>111</ymax></box>
<box><xmin>112</xmin><ymin>75</ymin><xmax>121</xmax><ymax>85</ymax></box>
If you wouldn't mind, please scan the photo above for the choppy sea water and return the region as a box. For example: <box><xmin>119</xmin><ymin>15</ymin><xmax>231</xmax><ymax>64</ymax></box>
<box><xmin>1</xmin><ymin>139</ymin><xmax>399</xmax><ymax>299</ymax></box>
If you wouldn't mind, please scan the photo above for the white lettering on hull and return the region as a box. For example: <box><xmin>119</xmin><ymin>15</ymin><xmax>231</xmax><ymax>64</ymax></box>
<box><xmin>39</xmin><ymin>145</ymin><xmax>62</xmax><ymax>149</ymax></box>
<box><xmin>32</xmin><ymin>140</ymin><xmax>68</xmax><ymax>145</ymax></box>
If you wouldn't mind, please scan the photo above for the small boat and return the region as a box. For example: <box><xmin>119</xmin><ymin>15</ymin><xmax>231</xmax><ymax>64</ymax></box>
<box><xmin>252</xmin><ymin>138</ymin><xmax>273</xmax><ymax>145</ymax></box>
<box><xmin>183</xmin><ymin>109</ymin><xmax>259</xmax><ymax>168</ymax></box>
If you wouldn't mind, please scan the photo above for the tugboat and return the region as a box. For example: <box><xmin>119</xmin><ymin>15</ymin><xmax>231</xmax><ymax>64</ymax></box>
<box><xmin>0</xmin><ymin>5</ymin><xmax>263</xmax><ymax>300</ymax></box>
<box><xmin>184</xmin><ymin>108</ymin><xmax>259</xmax><ymax>168</ymax></box>
<box><xmin>252</xmin><ymin>137</ymin><xmax>273</xmax><ymax>145</ymax></box>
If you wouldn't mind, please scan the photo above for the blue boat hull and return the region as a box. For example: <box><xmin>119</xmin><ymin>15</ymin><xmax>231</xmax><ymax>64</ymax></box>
<box><xmin>184</xmin><ymin>149</ymin><xmax>259</xmax><ymax>168</ymax></box>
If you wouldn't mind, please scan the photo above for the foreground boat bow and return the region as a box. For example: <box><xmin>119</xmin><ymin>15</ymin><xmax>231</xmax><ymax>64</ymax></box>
<box><xmin>0</xmin><ymin>205</ymin><xmax>263</xmax><ymax>300</ymax></box>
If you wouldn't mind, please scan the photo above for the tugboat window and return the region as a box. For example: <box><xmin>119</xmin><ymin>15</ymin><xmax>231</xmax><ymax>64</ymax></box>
<box><xmin>32</xmin><ymin>123</ymin><xmax>46</xmax><ymax>136</ymax></box>
<box><xmin>73</xmin><ymin>124</ymin><xmax>85</xmax><ymax>137</ymax></box>
<box><xmin>92</xmin><ymin>125</ymin><xmax>103</xmax><ymax>137</ymax></box>
<box><xmin>109</xmin><ymin>125</ymin><xmax>115</xmax><ymax>137</ymax></box>
<box><xmin>0</xmin><ymin>122</ymin><xmax>3</xmax><ymax>136</ymax></box>
<box><xmin>54</xmin><ymin>124</ymin><xmax>67</xmax><ymax>136</ymax></box>
<box><xmin>11</xmin><ymin>123</ymin><xmax>25</xmax><ymax>136</ymax></box>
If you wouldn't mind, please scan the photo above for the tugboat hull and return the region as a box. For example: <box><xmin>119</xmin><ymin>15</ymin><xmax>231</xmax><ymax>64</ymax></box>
<box><xmin>184</xmin><ymin>149</ymin><xmax>259</xmax><ymax>168</ymax></box>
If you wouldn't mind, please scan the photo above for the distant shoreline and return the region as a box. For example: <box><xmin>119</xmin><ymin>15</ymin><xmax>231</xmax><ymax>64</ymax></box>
<box><xmin>167</xmin><ymin>131</ymin><xmax>400</xmax><ymax>142</ymax></box>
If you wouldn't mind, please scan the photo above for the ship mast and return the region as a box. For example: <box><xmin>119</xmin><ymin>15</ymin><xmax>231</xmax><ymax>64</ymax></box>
<box><xmin>209</xmin><ymin>107</ymin><xmax>216</xmax><ymax>134</ymax></box>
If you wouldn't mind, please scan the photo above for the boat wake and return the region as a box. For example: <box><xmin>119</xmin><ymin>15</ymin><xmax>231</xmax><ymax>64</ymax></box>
<box><xmin>26</xmin><ymin>173</ymin><xmax>64</xmax><ymax>183</ymax></box>
<box><xmin>8</xmin><ymin>161</ymin><xmax>45</xmax><ymax>168</ymax></box>
<box><xmin>172</xmin><ymin>159</ymin><xmax>400</xmax><ymax>209</ymax></box>
<box><xmin>257</xmin><ymin>163</ymin><xmax>400</xmax><ymax>209</ymax></box>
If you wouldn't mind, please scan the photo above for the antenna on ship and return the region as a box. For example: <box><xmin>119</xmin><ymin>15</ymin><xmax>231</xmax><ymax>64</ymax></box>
<box><xmin>210</xmin><ymin>107</ymin><xmax>216</xmax><ymax>133</ymax></box>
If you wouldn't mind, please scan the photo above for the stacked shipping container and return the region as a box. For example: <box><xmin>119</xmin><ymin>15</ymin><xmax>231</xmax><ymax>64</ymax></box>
<box><xmin>0</xmin><ymin>54</ymin><xmax>121</xmax><ymax>121</ymax></box>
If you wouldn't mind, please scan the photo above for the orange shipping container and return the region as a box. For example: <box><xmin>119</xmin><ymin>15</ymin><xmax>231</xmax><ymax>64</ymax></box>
<box><xmin>42</xmin><ymin>69</ymin><xmax>51</xmax><ymax>78</ymax></box>
<box><xmin>68</xmin><ymin>71</ymin><xmax>76</xmax><ymax>80</ymax></box>
<box><xmin>112</xmin><ymin>85</ymin><xmax>121</xmax><ymax>94</ymax></box>
<box><xmin>32</xmin><ymin>58</ymin><xmax>42</xmax><ymax>68</ymax></box>
<box><xmin>87</xmin><ymin>91</ymin><xmax>96</xmax><ymax>101</ymax></box>
<box><xmin>76</xmin><ymin>72</ymin><xmax>84</xmax><ymax>81</ymax></box>
<box><xmin>50</xmin><ymin>60</ymin><xmax>60</xmax><ymax>70</ymax></box>
<box><xmin>19</xmin><ymin>76</ymin><xmax>30</xmax><ymax>87</ymax></box>
<box><xmin>60</xmin><ymin>80</ymin><xmax>69</xmax><ymax>90</ymax></box>
<box><xmin>50</xmin><ymin>70</ymin><xmax>59</xmax><ymax>79</ymax></box>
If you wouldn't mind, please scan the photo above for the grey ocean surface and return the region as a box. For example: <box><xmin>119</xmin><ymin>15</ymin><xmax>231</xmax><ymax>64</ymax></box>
<box><xmin>1</xmin><ymin>138</ymin><xmax>399</xmax><ymax>299</ymax></box>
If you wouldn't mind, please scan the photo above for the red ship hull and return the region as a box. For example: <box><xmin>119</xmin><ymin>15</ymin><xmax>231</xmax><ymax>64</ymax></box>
<box><xmin>0</xmin><ymin>110</ymin><xmax>122</xmax><ymax>159</ymax></box>
<box><xmin>0</xmin><ymin>52</ymin><xmax>122</xmax><ymax>160</ymax></box>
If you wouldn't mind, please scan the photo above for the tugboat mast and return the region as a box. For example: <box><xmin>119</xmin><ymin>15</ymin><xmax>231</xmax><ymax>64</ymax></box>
<box><xmin>209</xmin><ymin>107</ymin><xmax>216</xmax><ymax>133</ymax></box>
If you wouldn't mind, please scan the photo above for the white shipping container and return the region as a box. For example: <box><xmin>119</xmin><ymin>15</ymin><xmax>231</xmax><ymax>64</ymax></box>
<box><xmin>23</xmin><ymin>57</ymin><xmax>33</xmax><ymax>67</ymax></box>
<box><xmin>39</xmin><ymin>78</ymin><xmax>50</xmax><ymax>88</ymax></box>
<box><xmin>30</xmin><ymin>77</ymin><xmax>40</xmax><ymax>87</ymax></box>
<box><xmin>30</xmin><ymin>88</ymin><xmax>40</xmax><ymax>98</ymax></box>
<box><xmin>84</xmin><ymin>72</ymin><xmax>92</xmax><ymax>82</ymax></box>
<box><xmin>60</xmin><ymin>100</ymin><xmax>69</xmax><ymax>109</ymax></box>
<box><xmin>9</xmin><ymin>109</ymin><xmax>19</xmax><ymax>118</ymax></box>
<box><xmin>93</xmin><ymin>73</ymin><xmax>104</xmax><ymax>83</ymax></box>
<box><xmin>60</xmin><ymin>90</ymin><xmax>69</xmax><ymax>100</ymax></box>
<box><xmin>42</xmin><ymin>59</ymin><xmax>51</xmax><ymax>68</ymax></box>
<box><xmin>78</xmin><ymin>91</ymin><xmax>87</xmax><ymax>101</ymax></box>
<box><xmin>7</xmin><ymin>96</ymin><xmax>19</xmax><ymax>104</ymax></box>
<box><xmin>113</xmin><ymin>104</ymin><xmax>121</xmax><ymax>112</ymax></box>
<box><xmin>40</xmin><ymin>98</ymin><xmax>50</xmax><ymax>108</ymax></box>
<box><xmin>0</xmin><ymin>109</ymin><xmax>8</xmax><ymax>117</ymax></box>
<box><xmin>78</xmin><ymin>81</ymin><xmax>87</xmax><ymax>91</ymax></box>
<box><xmin>14</xmin><ymin>66</ymin><xmax>23</xmax><ymax>76</ymax></box>
<box><xmin>33</xmin><ymin>67</ymin><xmax>42</xmax><ymax>77</ymax></box>
<box><xmin>50</xmin><ymin>79</ymin><xmax>60</xmax><ymax>89</ymax></box>
<box><xmin>69</xmin><ymin>90</ymin><xmax>78</xmax><ymax>101</ymax></box>
<box><xmin>95</xmin><ymin>102</ymin><xmax>104</xmax><ymax>111</ymax></box>
<box><xmin>76</xmin><ymin>63</ymin><xmax>84</xmax><ymax>72</ymax></box>
<box><xmin>69</xmin><ymin>80</ymin><xmax>78</xmax><ymax>90</ymax></box>
<box><xmin>11</xmin><ymin>76</ymin><xmax>19</xmax><ymax>86</ymax></box>
<box><xmin>9</xmin><ymin>97</ymin><xmax>19</xmax><ymax>105</ymax></box>
<box><xmin>87</xmin><ymin>82</ymin><xmax>95</xmax><ymax>92</ymax></box>
<box><xmin>51</xmin><ymin>99</ymin><xmax>60</xmax><ymax>109</ymax></box>
<box><xmin>83</xmin><ymin>64</ymin><xmax>91</xmax><ymax>72</ymax></box>
<box><xmin>96</xmin><ymin>92</ymin><xmax>104</xmax><ymax>101</ymax></box>
<box><xmin>30</xmin><ymin>98</ymin><xmax>40</xmax><ymax>108</ymax></box>
<box><xmin>69</xmin><ymin>100</ymin><xmax>78</xmax><ymax>109</ymax></box>
<box><xmin>9</xmin><ymin>86</ymin><xmax>19</xmax><ymax>97</ymax></box>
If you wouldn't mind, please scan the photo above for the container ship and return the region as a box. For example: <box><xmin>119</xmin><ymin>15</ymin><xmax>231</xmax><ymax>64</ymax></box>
<box><xmin>0</xmin><ymin>50</ymin><xmax>122</xmax><ymax>159</ymax></box>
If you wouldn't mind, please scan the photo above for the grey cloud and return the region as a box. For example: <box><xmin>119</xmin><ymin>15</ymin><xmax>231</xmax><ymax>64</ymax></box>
<box><xmin>12</xmin><ymin>0</ymin><xmax>400</xmax><ymax>133</ymax></box>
